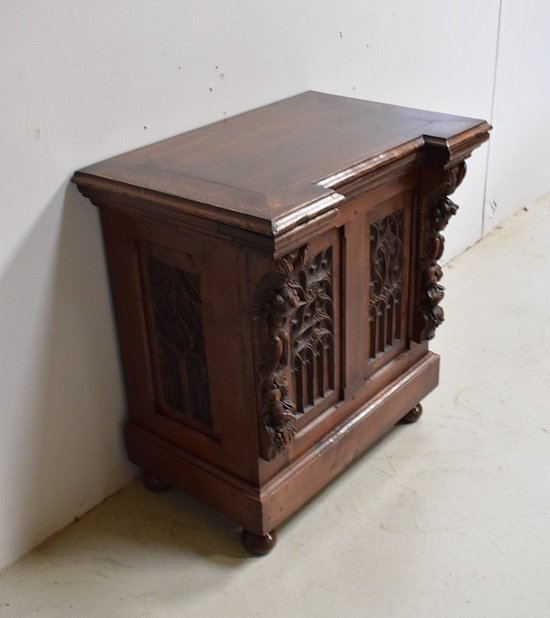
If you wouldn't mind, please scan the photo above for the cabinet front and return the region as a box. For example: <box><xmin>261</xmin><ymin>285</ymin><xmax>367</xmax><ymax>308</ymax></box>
<box><xmin>256</xmin><ymin>179</ymin><xmax>418</xmax><ymax>467</ymax></box>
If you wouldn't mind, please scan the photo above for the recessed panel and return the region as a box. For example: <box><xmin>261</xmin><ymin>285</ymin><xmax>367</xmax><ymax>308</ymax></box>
<box><xmin>146</xmin><ymin>254</ymin><xmax>213</xmax><ymax>431</ymax></box>
<box><xmin>368</xmin><ymin>209</ymin><xmax>405</xmax><ymax>359</ymax></box>
<box><xmin>290</xmin><ymin>247</ymin><xmax>335</xmax><ymax>414</ymax></box>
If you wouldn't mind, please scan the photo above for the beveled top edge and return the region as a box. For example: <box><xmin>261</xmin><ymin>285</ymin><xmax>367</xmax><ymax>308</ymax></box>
<box><xmin>72</xmin><ymin>171</ymin><xmax>278</xmax><ymax>236</ymax></box>
<box><xmin>72</xmin><ymin>91</ymin><xmax>491</xmax><ymax>239</ymax></box>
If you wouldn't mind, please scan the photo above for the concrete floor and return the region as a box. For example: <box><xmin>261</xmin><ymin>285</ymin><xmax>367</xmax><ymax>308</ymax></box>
<box><xmin>1</xmin><ymin>195</ymin><xmax>549</xmax><ymax>618</ymax></box>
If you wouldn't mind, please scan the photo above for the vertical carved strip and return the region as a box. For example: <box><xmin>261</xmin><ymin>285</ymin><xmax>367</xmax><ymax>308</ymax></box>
<box><xmin>414</xmin><ymin>161</ymin><xmax>466</xmax><ymax>341</ymax></box>
<box><xmin>368</xmin><ymin>210</ymin><xmax>404</xmax><ymax>359</ymax></box>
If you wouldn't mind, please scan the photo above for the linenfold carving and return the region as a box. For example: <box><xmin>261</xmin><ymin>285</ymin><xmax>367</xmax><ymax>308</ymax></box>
<box><xmin>416</xmin><ymin>161</ymin><xmax>466</xmax><ymax>341</ymax></box>
<box><xmin>253</xmin><ymin>246</ymin><xmax>335</xmax><ymax>461</ymax></box>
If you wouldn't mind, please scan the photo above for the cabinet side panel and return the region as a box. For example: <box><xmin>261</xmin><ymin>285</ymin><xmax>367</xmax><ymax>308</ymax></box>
<box><xmin>98</xmin><ymin>208</ymin><xmax>156</xmax><ymax>426</ymax></box>
<box><xmin>100</xmin><ymin>206</ymin><xmax>260</xmax><ymax>480</ymax></box>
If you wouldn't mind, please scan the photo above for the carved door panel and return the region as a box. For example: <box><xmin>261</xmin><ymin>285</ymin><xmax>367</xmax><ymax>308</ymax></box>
<box><xmin>365</xmin><ymin>190</ymin><xmax>413</xmax><ymax>376</ymax></box>
<box><xmin>253</xmin><ymin>229</ymin><xmax>341</xmax><ymax>461</ymax></box>
<box><xmin>289</xmin><ymin>230</ymin><xmax>341</xmax><ymax>429</ymax></box>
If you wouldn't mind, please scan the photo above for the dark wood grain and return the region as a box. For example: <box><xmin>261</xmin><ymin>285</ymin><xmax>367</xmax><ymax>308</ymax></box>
<box><xmin>72</xmin><ymin>92</ymin><xmax>490</xmax><ymax>553</ymax></box>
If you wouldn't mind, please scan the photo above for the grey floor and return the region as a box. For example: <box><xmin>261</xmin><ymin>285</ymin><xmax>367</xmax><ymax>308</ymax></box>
<box><xmin>1</xmin><ymin>195</ymin><xmax>549</xmax><ymax>618</ymax></box>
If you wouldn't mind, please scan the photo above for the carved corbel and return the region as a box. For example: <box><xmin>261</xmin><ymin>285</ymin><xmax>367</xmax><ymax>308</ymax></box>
<box><xmin>414</xmin><ymin>161</ymin><xmax>467</xmax><ymax>341</ymax></box>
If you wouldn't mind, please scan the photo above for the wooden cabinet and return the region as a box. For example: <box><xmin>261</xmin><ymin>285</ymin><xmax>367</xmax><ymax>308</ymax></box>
<box><xmin>73</xmin><ymin>92</ymin><xmax>490</xmax><ymax>554</ymax></box>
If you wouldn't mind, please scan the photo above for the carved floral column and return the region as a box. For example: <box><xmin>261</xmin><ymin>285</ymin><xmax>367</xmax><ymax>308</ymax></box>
<box><xmin>414</xmin><ymin>160</ymin><xmax>467</xmax><ymax>342</ymax></box>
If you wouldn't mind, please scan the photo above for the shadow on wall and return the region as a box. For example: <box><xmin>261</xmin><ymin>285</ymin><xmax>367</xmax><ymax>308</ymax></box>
<box><xmin>0</xmin><ymin>182</ymin><xmax>136</xmax><ymax>568</ymax></box>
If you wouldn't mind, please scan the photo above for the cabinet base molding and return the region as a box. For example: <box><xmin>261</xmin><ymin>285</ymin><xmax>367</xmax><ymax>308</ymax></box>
<box><xmin>127</xmin><ymin>352</ymin><xmax>439</xmax><ymax>538</ymax></box>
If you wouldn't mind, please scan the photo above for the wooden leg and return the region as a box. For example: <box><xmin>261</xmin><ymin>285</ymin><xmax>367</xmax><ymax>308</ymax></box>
<box><xmin>397</xmin><ymin>403</ymin><xmax>423</xmax><ymax>424</ymax></box>
<box><xmin>142</xmin><ymin>471</ymin><xmax>171</xmax><ymax>492</ymax></box>
<box><xmin>240</xmin><ymin>529</ymin><xmax>277</xmax><ymax>556</ymax></box>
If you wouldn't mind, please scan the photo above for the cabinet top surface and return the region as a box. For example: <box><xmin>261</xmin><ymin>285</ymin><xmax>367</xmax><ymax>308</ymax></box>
<box><xmin>73</xmin><ymin>91</ymin><xmax>490</xmax><ymax>237</ymax></box>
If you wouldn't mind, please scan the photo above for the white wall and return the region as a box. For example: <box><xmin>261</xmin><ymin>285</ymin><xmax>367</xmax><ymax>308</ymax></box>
<box><xmin>0</xmin><ymin>1</ymin><xmax>547</xmax><ymax>571</ymax></box>
<box><xmin>484</xmin><ymin>0</ymin><xmax>550</xmax><ymax>232</ymax></box>
<box><xmin>302</xmin><ymin>0</ymin><xmax>500</xmax><ymax>259</ymax></box>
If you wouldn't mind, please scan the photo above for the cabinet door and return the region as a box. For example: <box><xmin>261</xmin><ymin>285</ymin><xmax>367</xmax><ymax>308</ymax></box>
<box><xmin>365</xmin><ymin>191</ymin><xmax>413</xmax><ymax>375</ymax></box>
<box><xmin>288</xmin><ymin>228</ymin><xmax>341</xmax><ymax>430</ymax></box>
<box><xmin>342</xmin><ymin>182</ymin><xmax>416</xmax><ymax>403</ymax></box>
<box><xmin>254</xmin><ymin>186</ymin><xmax>418</xmax><ymax>466</ymax></box>
<box><xmin>252</xmin><ymin>228</ymin><xmax>341</xmax><ymax>462</ymax></box>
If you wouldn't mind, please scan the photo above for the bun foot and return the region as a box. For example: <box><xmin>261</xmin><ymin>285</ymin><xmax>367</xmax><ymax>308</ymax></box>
<box><xmin>241</xmin><ymin>529</ymin><xmax>277</xmax><ymax>556</ymax></box>
<box><xmin>142</xmin><ymin>471</ymin><xmax>171</xmax><ymax>493</ymax></box>
<box><xmin>397</xmin><ymin>403</ymin><xmax>423</xmax><ymax>424</ymax></box>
